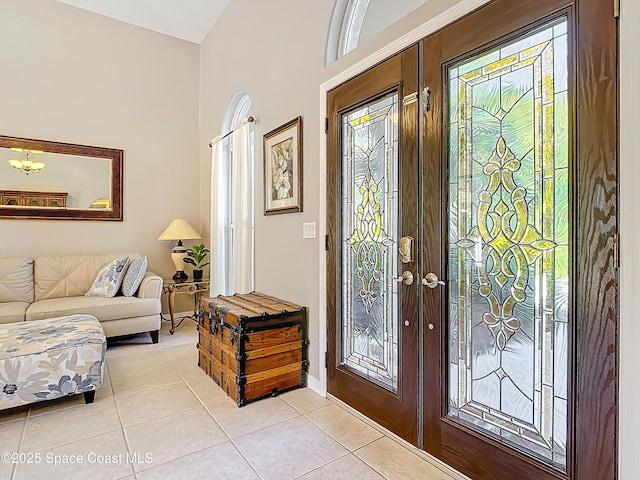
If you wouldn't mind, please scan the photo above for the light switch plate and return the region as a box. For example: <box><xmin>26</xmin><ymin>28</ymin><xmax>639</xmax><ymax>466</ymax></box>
<box><xmin>303</xmin><ymin>222</ymin><xmax>316</xmax><ymax>239</ymax></box>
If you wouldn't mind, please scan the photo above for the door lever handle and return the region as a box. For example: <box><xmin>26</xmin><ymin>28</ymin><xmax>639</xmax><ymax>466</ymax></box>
<box><xmin>422</xmin><ymin>272</ymin><xmax>445</xmax><ymax>289</ymax></box>
<box><xmin>395</xmin><ymin>271</ymin><xmax>414</xmax><ymax>285</ymax></box>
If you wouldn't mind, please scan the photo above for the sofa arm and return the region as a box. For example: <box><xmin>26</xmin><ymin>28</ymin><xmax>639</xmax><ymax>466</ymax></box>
<box><xmin>136</xmin><ymin>271</ymin><xmax>163</xmax><ymax>299</ymax></box>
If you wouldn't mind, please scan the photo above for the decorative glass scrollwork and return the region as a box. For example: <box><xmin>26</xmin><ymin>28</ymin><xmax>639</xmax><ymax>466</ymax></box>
<box><xmin>341</xmin><ymin>93</ymin><xmax>399</xmax><ymax>392</ymax></box>
<box><xmin>447</xmin><ymin>19</ymin><xmax>569</xmax><ymax>470</ymax></box>
<box><xmin>457</xmin><ymin>137</ymin><xmax>556</xmax><ymax>351</ymax></box>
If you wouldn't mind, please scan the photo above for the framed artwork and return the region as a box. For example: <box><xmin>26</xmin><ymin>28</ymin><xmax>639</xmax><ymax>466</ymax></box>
<box><xmin>263</xmin><ymin>116</ymin><xmax>303</xmax><ymax>215</ymax></box>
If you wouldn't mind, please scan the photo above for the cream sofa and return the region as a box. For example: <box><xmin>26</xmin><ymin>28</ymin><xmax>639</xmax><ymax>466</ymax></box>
<box><xmin>0</xmin><ymin>253</ymin><xmax>163</xmax><ymax>342</ymax></box>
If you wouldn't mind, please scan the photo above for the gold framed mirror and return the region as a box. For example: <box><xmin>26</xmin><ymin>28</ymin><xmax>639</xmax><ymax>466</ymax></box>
<box><xmin>0</xmin><ymin>135</ymin><xmax>123</xmax><ymax>221</ymax></box>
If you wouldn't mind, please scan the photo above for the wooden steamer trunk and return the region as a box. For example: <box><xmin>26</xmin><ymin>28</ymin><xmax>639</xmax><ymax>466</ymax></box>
<box><xmin>197</xmin><ymin>292</ymin><xmax>308</xmax><ymax>406</ymax></box>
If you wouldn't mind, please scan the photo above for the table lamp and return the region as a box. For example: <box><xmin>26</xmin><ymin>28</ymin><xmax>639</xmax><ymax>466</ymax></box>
<box><xmin>158</xmin><ymin>219</ymin><xmax>201</xmax><ymax>282</ymax></box>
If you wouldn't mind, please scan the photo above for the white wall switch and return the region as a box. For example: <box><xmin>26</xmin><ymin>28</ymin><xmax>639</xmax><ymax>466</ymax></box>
<box><xmin>303</xmin><ymin>222</ymin><xmax>316</xmax><ymax>239</ymax></box>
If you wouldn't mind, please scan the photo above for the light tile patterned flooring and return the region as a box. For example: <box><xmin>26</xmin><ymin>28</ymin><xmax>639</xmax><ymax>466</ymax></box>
<box><xmin>0</xmin><ymin>319</ymin><xmax>463</xmax><ymax>480</ymax></box>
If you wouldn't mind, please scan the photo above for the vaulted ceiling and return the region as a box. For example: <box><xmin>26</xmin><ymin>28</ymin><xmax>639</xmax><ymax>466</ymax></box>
<box><xmin>56</xmin><ymin>0</ymin><xmax>231</xmax><ymax>44</ymax></box>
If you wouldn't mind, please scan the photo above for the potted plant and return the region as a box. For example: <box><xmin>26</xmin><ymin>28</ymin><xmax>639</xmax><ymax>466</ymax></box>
<box><xmin>183</xmin><ymin>243</ymin><xmax>210</xmax><ymax>281</ymax></box>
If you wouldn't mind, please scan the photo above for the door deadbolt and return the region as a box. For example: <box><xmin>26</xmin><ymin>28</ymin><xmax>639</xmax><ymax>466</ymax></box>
<box><xmin>399</xmin><ymin>236</ymin><xmax>414</xmax><ymax>263</ymax></box>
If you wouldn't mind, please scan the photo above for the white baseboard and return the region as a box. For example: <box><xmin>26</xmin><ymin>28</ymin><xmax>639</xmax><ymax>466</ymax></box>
<box><xmin>306</xmin><ymin>374</ymin><xmax>325</xmax><ymax>396</ymax></box>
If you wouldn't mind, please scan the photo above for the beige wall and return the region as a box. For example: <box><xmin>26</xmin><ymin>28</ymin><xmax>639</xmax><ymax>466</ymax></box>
<box><xmin>199</xmin><ymin>0</ymin><xmax>467</xmax><ymax>382</ymax></box>
<box><xmin>360</xmin><ymin>0</ymin><xmax>429</xmax><ymax>44</ymax></box>
<box><xmin>0</xmin><ymin>0</ymin><xmax>200</xmax><ymax>311</ymax></box>
<box><xmin>199</xmin><ymin>0</ymin><xmax>331</xmax><ymax>383</ymax></box>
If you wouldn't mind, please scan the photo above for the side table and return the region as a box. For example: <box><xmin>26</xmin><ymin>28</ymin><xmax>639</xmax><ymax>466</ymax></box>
<box><xmin>162</xmin><ymin>279</ymin><xmax>210</xmax><ymax>334</ymax></box>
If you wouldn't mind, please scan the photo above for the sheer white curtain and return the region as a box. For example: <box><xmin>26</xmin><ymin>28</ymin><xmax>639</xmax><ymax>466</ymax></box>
<box><xmin>231</xmin><ymin>119</ymin><xmax>254</xmax><ymax>293</ymax></box>
<box><xmin>210</xmin><ymin>137</ymin><xmax>227</xmax><ymax>297</ymax></box>
<box><xmin>209</xmin><ymin>118</ymin><xmax>254</xmax><ymax>297</ymax></box>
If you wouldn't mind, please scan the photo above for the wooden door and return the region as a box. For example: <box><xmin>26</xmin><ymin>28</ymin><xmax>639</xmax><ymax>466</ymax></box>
<box><xmin>327</xmin><ymin>45</ymin><xmax>420</xmax><ymax>444</ymax></box>
<box><xmin>422</xmin><ymin>0</ymin><xmax>617</xmax><ymax>479</ymax></box>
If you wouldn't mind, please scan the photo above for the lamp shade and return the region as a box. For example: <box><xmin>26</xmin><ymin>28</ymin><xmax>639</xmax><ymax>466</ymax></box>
<box><xmin>158</xmin><ymin>219</ymin><xmax>201</xmax><ymax>241</ymax></box>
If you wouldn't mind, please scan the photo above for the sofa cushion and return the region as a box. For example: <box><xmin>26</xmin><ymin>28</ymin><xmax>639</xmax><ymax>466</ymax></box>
<box><xmin>26</xmin><ymin>295</ymin><xmax>160</xmax><ymax>323</ymax></box>
<box><xmin>85</xmin><ymin>256</ymin><xmax>130</xmax><ymax>298</ymax></box>
<box><xmin>0</xmin><ymin>257</ymin><xmax>34</xmax><ymax>303</ymax></box>
<box><xmin>34</xmin><ymin>253</ymin><xmax>139</xmax><ymax>301</ymax></box>
<box><xmin>0</xmin><ymin>302</ymin><xmax>29</xmax><ymax>324</ymax></box>
<box><xmin>121</xmin><ymin>256</ymin><xmax>147</xmax><ymax>297</ymax></box>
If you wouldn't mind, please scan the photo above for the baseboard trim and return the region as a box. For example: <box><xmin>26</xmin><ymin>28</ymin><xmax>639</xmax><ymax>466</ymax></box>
<box><xmin>306</xmin><ymin>374</ymin><xmax>325</xmax><ymax>396</ymax></box>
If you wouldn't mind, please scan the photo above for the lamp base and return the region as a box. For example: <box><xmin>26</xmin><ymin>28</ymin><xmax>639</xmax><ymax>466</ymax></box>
<box><xmin>170</xmin><ymin>240</ymin><xmax>188</xmax><ymax>283</ymax></box>
<box><xmin>172</xmin><ymin>270</ymin><xmax>188</xmax><ymax>283</ymax></box>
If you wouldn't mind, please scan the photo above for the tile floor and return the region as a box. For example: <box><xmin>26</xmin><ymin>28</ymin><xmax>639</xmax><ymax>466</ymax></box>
<box><xmin>0</xmin><ymin>318</ymin><xmax>465</xmax><ymax>480</ymax></box>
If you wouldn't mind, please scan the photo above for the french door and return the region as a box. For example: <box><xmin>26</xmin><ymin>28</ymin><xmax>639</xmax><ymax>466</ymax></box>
<box><xmin>327</xmin><ymin>45</ymin><xmax>420</xmax><ymax>444</ymax></box>
<box><xmin>327</xmin><ymin>0</ymin><xmax>617</xmax><ymax>479</ymax></box>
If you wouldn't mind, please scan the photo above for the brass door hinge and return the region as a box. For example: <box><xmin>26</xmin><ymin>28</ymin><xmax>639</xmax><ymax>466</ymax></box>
<box><xmin>614</xmin><ymin>0</ymin><xmax>620</xmax><ymax>18</ymax></box>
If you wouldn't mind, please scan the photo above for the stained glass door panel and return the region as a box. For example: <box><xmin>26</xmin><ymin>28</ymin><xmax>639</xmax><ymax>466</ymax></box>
<box><xmin>446</xmin><ymin>19</ymin><xmax>569</xmax><ymax>469</ymax></box>
<box><xmin>341</xmin><ymin>93</ymin><xmax>399</xmax><ymax>392</ymax></box>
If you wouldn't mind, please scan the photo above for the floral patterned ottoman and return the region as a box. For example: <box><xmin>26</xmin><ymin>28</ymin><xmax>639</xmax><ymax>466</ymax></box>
<box><xmin>0</xmin><ymin>315</ymin><xmax>106</xmax><ymax>410</ymax></box>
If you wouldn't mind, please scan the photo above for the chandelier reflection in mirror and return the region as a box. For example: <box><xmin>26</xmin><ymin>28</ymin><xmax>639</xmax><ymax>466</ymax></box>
<box><xmin>8</xmin><ymin>148</ymin><xmax>45</xmax><ymax>175</ymax></box>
